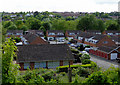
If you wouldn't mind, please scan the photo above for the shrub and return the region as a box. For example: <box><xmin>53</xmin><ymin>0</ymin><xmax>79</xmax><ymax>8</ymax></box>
<box><xmin>78</xmin><ymin>45</ymin><xmax>85</xmax><ymax>51</ymax></box>
<box><xmin>81</xmin><ymin>54</ymin><xmax>90</xmax><ymax>60</ymax></box>
<box><xmin>85</xmin><ymin>45</ymin><xmax>90</xmax><ymax>48</ymax></box>
<box><xmin>57</xmin><ymin>64</ymin><xmax>91</xmax><ymax>72</ymax></box>
<box><xmin>84</xmin><ymin>71</ymin><xmax>111</xmax><ymax>84</ymax></box>
<box><xmin>72</xmin><ymin>68</ymin><xmax>79</xmax><ymax>76</ymax></box>
<box><xmin>71</xmin><ymin>48</ymin><xmax>79</xmax><ymax>54</ymax></box>
<box><xmin>77</xmin><ymin>67</ymin><xmax>90</xmax><ymax>77</ymax></box>
<box><xmin>60</xmin><ymin>72</ymin><xmax>66</xmax><ymax>76</ymax></box>
<box><xmin>14</xmin><ymin>37</ymin><xmax>21</xmax><ymax>43</ymax></box>
<box><xmin>82</xmin><ymin>59</ymin><xmax>91</xmax><ymax>64</ymax></box>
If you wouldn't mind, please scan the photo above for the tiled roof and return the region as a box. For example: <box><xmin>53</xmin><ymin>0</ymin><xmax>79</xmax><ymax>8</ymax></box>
<box><xmin>17</xmin><ymin>44</ymin><xmax>74</xmax><ymax>62</ymax></box>
<box><xmin>7</xmin><ymin>30</ymin><xmax>23</xmax><ymax>34</ymax></box>
<box><xmin>98</xmin><ymin>46</ymin><xmax>118</xmax><ymax>53</ymax></box>
<box><xmin>47</xmin><ymin>30</ymin><xmax>64</xmax><ymax>33</ymax></box>
<box><xmin>24</xmin><ymin>33</ymin><xmax>48</xmax><ymax>44</ymax></box>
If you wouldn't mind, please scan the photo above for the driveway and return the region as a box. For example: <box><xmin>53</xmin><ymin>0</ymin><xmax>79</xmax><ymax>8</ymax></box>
<box><xmin>90</xmin><ymin>54</ymin><xmax>120</xmax><ymax>70</ymax></box>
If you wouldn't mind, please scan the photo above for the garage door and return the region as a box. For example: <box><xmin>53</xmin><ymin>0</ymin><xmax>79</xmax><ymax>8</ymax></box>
<box><xmin>48</xmin><ymin>61</ymin><xmax>59</xmax><ymax>68</ymax></box>
<box><xmin>111</xmin><ymin>53</ymin><xmax>117</xmax><ymax>60</ymax></box>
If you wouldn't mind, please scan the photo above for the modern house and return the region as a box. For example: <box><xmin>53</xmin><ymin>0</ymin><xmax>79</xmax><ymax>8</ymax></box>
<box><xmin>65</xmin><ymin>30</ymin><xmax>82</xmax><ymax>40</ymax></box>
<box><xmin>25</xmin><ymin>30</ymin><xmax>44</xmax><ymax>39</ymax></box>
<box><xmin>89</xmin><ymin>46</ymin><xmax>120</xmax><ymax>60</ymax></box>
<box><xmin>17</xmin><ymin>44</ymin><xmax>74</xmax><ymax>70</ymax></box>
<box><xmin>22</xmin><ymin>33</ymin><xmax>48</xmax><ymax>45</ymax></box>
<box><xmin>46</xmin><ymin>30</ymin><xmax>65</xmax><ymax>41</ymax></box>
<box><xmin>7</xmin><ymin>30</ymin><xmax>23</xmax><ymax>38</ymax></box>
<box><xmin>76</xmin><ymin>32</ymin><xmax>116</xmax><ymax>47</ymax></box>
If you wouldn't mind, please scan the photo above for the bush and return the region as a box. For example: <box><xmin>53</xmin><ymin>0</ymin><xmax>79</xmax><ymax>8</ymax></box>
<box><xmin>57</xmin><ymin>64</ymin><xmax>92</xmax><ymax>72</ymax></box>
<box><xmin>81</xmin><ymin>54</ymin><xmax>90</xmax><ymax>60</ymax></box>
<box><xmin>71</xmin><ymin>48</ymin><xmax>79</xmax><ymax>54</ymax></box>
<box><xmin>85</xmin><ymin>45</ymin><xmax>90</xmax><ymax>48</ymax></box>
<box><xmin>82</xmin><ymin>59</ymin><xmax>91</xmax><ymax>64</ymax></box>
<box><xmin>60</xmin><ymin>72</ymin><xmax>66</xmax><ymax>76</ymax></box>
<box><xmin>14</xmin><ymin>37</ymin><xmax>21</xmax><ymax>43</ymax></box>
<box><xmin>84</xmin><ymin>71</ymin><xmax>110</xmax><ymax>84</ymax></box>
<box><xmin>78</xmin><ymin>45</ymin><xmax>85</xmax><ymax>51</ymax></box>
<box><xmin>77</xmin><ymin>67</ymin><xmax>90</xmax><ymax>77</ymax></box>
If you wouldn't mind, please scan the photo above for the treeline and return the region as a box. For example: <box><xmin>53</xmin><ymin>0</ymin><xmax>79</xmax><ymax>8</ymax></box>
<box><xmin>2</xmin><ymin>11</ymin><xmax>120</xmax><ymax>38</ymax></box>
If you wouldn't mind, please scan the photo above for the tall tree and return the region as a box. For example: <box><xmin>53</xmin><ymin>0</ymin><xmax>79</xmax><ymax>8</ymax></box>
<box><xmin>2</xmin><ymin>38</ymin><xmax>20</xmax><ymax>84</ymax></box>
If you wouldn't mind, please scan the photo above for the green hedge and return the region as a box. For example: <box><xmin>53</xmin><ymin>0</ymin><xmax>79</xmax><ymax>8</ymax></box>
<box><xmin>56</xmin><ymin>64</ymin><xmax>91</xmax><ymax>72</ymax></box>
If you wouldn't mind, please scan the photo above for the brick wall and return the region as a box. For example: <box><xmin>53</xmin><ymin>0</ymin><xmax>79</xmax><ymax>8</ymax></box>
<box><xmin>30</xmin><ymin>62</ymin><xmax>34</xmax><ymax>70</ymax></box>
<box><xmin>70</xmin><ymin>60</ymin><xmax>73</xmax><ymax>65</ymax></box>
<box><xmin>60</xmin><ymin>60</ymin><xmax>63</xmax><ymax>66</ymax></box>
<box><xmin>19</xmin><ymin>63</ymin><xmax>24</xmax><ymax>71</ymax></box>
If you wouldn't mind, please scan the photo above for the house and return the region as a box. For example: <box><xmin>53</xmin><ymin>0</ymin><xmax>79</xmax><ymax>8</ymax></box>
<box><xmin>7</xmin><ymin>30</ymin><xmax>23</xmax><ymax>38</ymax></box>
<box><xmin>46</xmin><ymin>30</ymin><xmax>65</xmax><ymax>41</ymax></box>
<box><xmin>22</xmin><ymin>33</ymin><xmax>48</xmax><ymax>45</ymax></box>
<box><xmin>25</xmin><ymin>30</ymin><xmax>44</xmax><ymax>39</ymax></box>
<box><xmin>65</xmin><ymin>30</ymin><xmax>82</xmax><ymax>40</ymax></box>
<box><xmin>86</xmin><ymin>30</ymin><xmax>101</xmax><ymax>34</ymax></box>
<box><xmin>109</xmin><ymin>35</ymin><xmax>120</xmax><ymax>46</ymax></box>
<box><xmin>17</xmin><ymin>44</ymin><xmax>74</xmax><ymax>70</ymax></box>
<box><xmin>89</xmin><ymin>46</ymin><xmax>120</xmax><ymax>60</ymax></box>
<box><xmin>76</xmin><ymin>32</ymin><xmax>116</xmax><ymax>47</ymax></box>
<box><xmin>104</xmin><ymin>30</ymin><xmax>120</xmax><ymax>36</ymax></box>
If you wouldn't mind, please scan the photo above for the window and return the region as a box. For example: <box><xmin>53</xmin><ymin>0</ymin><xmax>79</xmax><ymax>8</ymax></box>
<box><xmin>69</xmin><ymin>33</ymin><xmax>75</xmax><ymax>35</ymax></box>
<box><xmin>24</xmin><ymin>63</ymin><xmax>30</xmax><ymax>69</ymax></box>
<box><xmin>57</xmin><ymin>33</ymin><xmax>64</xmax><ymax>35</ymax></box>
<box><xmin>49</xmin><ymin>33</ymin><xmax>55</xmax><ymax>35</ymax></box>
<box><xmin>103</xmin><ymin>41</ymin><xmax>108</xmax><ymax>44</ymax></box>
<box><xmin>37</xmin><ymin>32</ymin><xmax>43</xmax><ymax>35</ymax></box>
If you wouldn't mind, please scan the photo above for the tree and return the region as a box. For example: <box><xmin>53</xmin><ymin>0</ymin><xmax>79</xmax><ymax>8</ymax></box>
<box><xmin>3</xmin><ymin>21</ymin><xmax>13</xmax><ymax>28</ymax></box>
<box><xmin>15</xmin><ymin>20</ymin><xmax>24</xmax><ymax>29</ymax></box>
<box><xmin>20</xmin><ymin>25</ymin><xmax>28</xmax><ymax>31</ymax></box>
<box><xmin>26</xmin><ymin>17</ymin><xmax>41</xmax><ymax>30</ymax></box>
<box><xmin>8</xmin><ymin>24</ymin><xmax>17</xmax><ymax>30</ymax></box>
<box><xmin>97</xmin><ymin>19</ymin><xmax>105</xmax><ymax>32</ymax></box>
<box><xmin>77</xmin><ymin>15</ymin><xmax>97</xmax><ymax>31</ymax></box>
<box><xmin>105</xmin><ymin>20</ymin><xmax>118</xmax><ymax>30</ymax></box>
<box><xmin>2</xmin><ymin>38</ymin><xmax>20</xmax><ymax>84</ymax></box>
<box><xmin>42</xmin><ymin>22</ymin><xmax>51</xmax><ymax>30</ymax></box>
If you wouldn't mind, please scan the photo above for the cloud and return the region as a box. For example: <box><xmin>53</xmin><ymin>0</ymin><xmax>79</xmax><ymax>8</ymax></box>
<box><xmin>0</xmin><ymin>0</ymin><xmax>119</xmax><ymax>12</ymax></box>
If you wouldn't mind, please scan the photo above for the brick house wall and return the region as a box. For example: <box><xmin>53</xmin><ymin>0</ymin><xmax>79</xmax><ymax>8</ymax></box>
<box><xmin>70</xmin><ymin>60</ymin><xmax>73</xmax><ymax>65</ymax></box>
<box><xmin>19</xmin><ymin>60</ymin><xmax>73</xmax><ymax>71</ymax></box>
<box><xmin>30</xmin><ymin>62</ymin><xmax>34</xmax><ymax>70</ymax></box>
<box><xmin>19</xmin><ymin>63</ymin><xmax>24</xmax><ymax>71</ymax></box>
<box><xmin>89</xmin><ymin>49</ymin><xmax>108</xmax><ymax>59</ymax></box>
<box><xmin>96</xmin><ymin>36</ymin><xmax>116</xmax><ymax>47</ymax></box>
<box><xmin>60</xmin><ymin>60</ymin><xmax>63</xmax><ymax>66</ymax></box>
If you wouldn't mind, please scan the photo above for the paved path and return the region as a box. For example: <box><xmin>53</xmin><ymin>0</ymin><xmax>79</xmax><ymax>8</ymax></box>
<box><xmin>90</xmin><ymin>54</ymin><xmax>120</xmax><ymax>70</ymax></box>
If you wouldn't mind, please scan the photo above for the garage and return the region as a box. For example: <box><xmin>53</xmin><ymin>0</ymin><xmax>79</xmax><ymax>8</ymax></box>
<box><xmin>111</xmin><ymin>53</ymin><xmax>117</xmax><ymax>60</ymax></box>
<box><xmin>48</xmin><ymin>61</ymin><xmax>59</xmax><ymax>68</ymax></box>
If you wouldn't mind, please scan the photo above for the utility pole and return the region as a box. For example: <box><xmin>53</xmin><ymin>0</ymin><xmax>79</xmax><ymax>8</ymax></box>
<box><xmin>67</xmin><ymin>49</ymin><xmax>72</xmax><ymax>82</ymax></box>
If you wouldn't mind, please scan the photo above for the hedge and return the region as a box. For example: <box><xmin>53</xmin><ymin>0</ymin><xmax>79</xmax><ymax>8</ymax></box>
<box><xmin>56</xmin><ymin>64</ymin><xmax>91</xmax><ymax>72</ymax></box>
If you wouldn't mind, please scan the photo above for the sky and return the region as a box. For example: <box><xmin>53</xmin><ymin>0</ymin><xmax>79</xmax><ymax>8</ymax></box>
<box><xmin>0</xmin><ymin>0</ymin><xmax>119</xmax><ymax>12</ymax></box>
